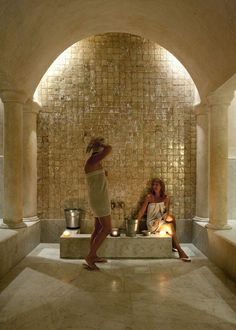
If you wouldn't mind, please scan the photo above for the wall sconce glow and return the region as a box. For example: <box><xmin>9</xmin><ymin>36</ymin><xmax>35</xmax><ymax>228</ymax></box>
<box><xmin>63</xmin><ymin>230</ymin><xmax>71</xmax><ymax>237</ymax></box>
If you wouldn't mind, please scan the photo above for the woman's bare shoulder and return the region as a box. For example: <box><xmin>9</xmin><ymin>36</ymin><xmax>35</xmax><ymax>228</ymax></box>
<box><xmin>145</xmin><ymin>194</ymin><xmax>153</xmax><ymax>202</ymax></box>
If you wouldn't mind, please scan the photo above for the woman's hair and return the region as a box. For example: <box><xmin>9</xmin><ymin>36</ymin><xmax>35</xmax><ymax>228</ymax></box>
<box><xmin>131</xmin><ymin>177</ymin><xmax>166</xmax><ymax>218</ymax></box>
<box><xmin>149</xmin><ymin>177</ymin><xmax>166</xmax><ymax>198</ymax></box>
<box><xmin>86</xmin><ymin>137</ymin><xmax>105</xmax><ymax>153</ymax></box>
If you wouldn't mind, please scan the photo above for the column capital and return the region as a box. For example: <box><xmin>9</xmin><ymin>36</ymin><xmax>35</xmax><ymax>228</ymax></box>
<box><xmin>194</xmin><ymin>102</ymin><xmax>209</xmax><ymax>116</ymax></box>
<box><xmin>207</xmin><ymin>91</ymin><xmax>234</xmax><ymax>108</ymax></box>
<box><xmin>24</xmin><ymin>99</ymin><xmax>41</xmax><ymax>114</ymax></box>
<box><xmin>0</xmin><ymin>89</ymin><xmax>28</xmax><ymax>104</ymax></box>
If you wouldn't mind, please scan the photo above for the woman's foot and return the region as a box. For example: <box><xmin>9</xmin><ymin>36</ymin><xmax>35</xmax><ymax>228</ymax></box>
<box><xmin>94</xmin><ymin>256</ymin><xmax>108</xmax><ymax>263</ymax></box>
<box><xmin>83</xmin><ymin>263</ymin><xmax>100</xmax><ymax>270</ymax></box>
<box><xmin>84</xmin><ymin>256</ymin><xmax>100</xmax><ymax>270</ymax></box>
<box><xmin>180</xmin><ymin>256</ymin><xmax>191</xmax><ymax>262</ymax></box>
<box><xmin>178</xmin><ymin>250</ymin><xmax>191</xmax><ymax>262</ymax></box>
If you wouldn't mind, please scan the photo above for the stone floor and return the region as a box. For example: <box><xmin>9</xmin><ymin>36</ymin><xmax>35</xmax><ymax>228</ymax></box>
<box><xmin>0</xmin><ymin>244</ymin><xmax>236</xmax><ymax>330</ymax></box>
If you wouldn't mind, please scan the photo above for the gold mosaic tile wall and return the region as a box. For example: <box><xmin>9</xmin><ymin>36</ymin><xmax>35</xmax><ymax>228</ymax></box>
<box><xmin>36</xmin><ymin>33</ymin><xmax>196</xmax><ymax>231</ymax></box>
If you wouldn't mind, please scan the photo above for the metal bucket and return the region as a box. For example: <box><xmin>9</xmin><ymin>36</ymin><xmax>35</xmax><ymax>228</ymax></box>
<box><xmin>64</xmin><ymin>208</ymin><xmax>81</xmax><ymax>229</ymax></box>
<box><xmin>126</xmin><ymin>218</ymin><xmax>138</xmax><ymax>237</ymax></box>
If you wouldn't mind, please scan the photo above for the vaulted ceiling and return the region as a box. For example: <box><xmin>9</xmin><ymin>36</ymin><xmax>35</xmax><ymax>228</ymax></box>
<box><xmin>1</xmin><ymin>0</ymin><xmax>236</xmax><ymax>99</ymax></box>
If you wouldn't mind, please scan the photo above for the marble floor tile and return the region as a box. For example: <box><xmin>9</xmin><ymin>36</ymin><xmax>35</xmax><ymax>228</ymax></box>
<box><xmin>0</xmin><ymin>243</ymin><xmax>236</xmax><ymax>330</ymax></box>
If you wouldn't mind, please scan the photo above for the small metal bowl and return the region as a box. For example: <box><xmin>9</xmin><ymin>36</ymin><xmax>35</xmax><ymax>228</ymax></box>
<box><xmin>142</xmin><ymin>230</ymin><xmax>151</xmax><ymax>236</ymax></box>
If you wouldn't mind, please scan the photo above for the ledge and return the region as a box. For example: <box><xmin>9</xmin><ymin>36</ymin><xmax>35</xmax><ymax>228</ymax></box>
<box><xmin>60</xmin><ymin>232</ymin><xmax>172</xmax><ymax>259</ymax></box>
<box><xmin>192</xmin><ymin>220</ymin><xmax>236</xmax><ymax>281</ymax></box>
<box><xmin>0</xmin><ymin>219</ymin><xmax>40</xmax><ymax>278</ymax></box>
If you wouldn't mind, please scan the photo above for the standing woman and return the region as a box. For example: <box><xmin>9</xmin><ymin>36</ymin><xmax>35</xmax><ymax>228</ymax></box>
<box><xmin>137</xmin><ymin>178</ymin><xmax>191</xmax><ymax>262</ymax></box>
<box><xmin>84</xmin><ymin>137</ymin><xmax>112</xmax><ymax>270</ymax></box>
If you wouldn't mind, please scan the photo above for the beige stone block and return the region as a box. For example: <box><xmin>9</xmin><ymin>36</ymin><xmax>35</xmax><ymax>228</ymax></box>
<box><xmin>0</xmin><ymin>220</ymin><xmax>40</xmax><ymax>278</ymax></box>
<box><xmin>60</xmin><ymin>233</ymin><xmax>172</xmax><ymax>259</ymax></box>
<box><xmin>192</xmin><ymin>221</ymin><xmax>236</xmax><ymax>281</ymax></box>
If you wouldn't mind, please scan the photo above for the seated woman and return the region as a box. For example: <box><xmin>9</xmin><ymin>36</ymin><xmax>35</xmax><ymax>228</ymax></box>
<box><xmin>137</xmin><ymin>177</ymin><xmax>191</xmax><ymax>262</ymax></box>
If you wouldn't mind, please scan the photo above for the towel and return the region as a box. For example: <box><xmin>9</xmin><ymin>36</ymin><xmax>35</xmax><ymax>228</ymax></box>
<box><xmin>86</xmin><ymin>169</ymin><xmax>111</xmax><ymax>217</ymax></box>
<box><xmin>146</xmin><ymin>202</ymin><xmax>167</xmax><ymax>232</ymax></box>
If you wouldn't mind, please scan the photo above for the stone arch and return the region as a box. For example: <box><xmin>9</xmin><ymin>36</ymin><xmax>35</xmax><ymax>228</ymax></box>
<box><xmin>1</xmin><ymin>1</ymin><xmax>236</xmax><ymax>100</ymax></box>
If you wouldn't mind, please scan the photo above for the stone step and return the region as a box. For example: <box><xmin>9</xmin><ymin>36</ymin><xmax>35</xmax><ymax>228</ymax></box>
<box><xmin>60</xmin><ymin>232</ymin><xmax>172</xmax><ymax>259</ymax></box>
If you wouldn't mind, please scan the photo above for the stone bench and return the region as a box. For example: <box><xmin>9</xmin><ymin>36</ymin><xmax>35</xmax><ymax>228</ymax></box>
<box><xmin>60</xmin><ymin>232</ymin><xmax>172</xmax><ymax>259</ymax></box>
<box><xmin>0</xmin><ymin>219</ymin><xmax>40</xmax><ymax>278</ymax></box>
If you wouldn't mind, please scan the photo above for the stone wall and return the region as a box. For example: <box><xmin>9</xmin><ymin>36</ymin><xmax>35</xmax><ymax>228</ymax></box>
<box><xmin>0</xmin><ymin>99</ymin><xmax>3</xmax><ymax>218</ymax></box>
<box><xmin>35</xmin><ymin>33</ymin><xmax>196</xmax><ymax>232</ymax></box>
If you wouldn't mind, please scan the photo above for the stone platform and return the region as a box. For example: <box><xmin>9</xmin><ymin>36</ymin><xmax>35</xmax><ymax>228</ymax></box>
<box><xmin>0</xmin><ymin>219</ymin><xmax>40</xmax><ymax>278</ymax></box>
<box><xmin>60</xmin><ymin>232</ymin><xmax>172</xmax><ymax>259</ymax></box>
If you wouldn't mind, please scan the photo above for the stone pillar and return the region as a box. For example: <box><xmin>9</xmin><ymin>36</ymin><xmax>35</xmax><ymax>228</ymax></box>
<box><xmin>194</xmin><ymin>103</ymin><xmax>209</xmax><ymax>221</ymax></box>
<box><xmin>23</xmin><ymin>100</ymin><xmax>40</xmax><ymax>221</ymax></box>
<box><xmin>0</xmin><ymin>90</ymin><xmax>27</xmax><ymax>228</ymax></box>
<box><xmin>206</xmin><ymin>93</ymin><xmax>233</xmax><ymax>230</ymax></box>
<box><xmin>0</xmin><ymin>100</ymin><xmax>4</xmax><ymax>219</ymax></box>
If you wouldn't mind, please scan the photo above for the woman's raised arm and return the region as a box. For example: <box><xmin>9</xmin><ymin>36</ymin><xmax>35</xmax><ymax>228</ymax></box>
<box><xmin>88</xmin><ymin>144</ymin><xmax>112</xmax><ymax>166</ymax></box>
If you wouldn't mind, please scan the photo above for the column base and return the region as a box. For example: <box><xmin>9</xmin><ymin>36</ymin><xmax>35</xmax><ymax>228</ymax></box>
<box><xmin>23</xmin><ymin>216</ymin><xmax>39</xmax><ymax>222</ymax></box>
<box><xmin>193</xmin><ymin>216</ymin><xmax>209</xmax><ymax>222</ymax></box>
<box><xmin>0</xmin><ymin>221</ymin><xmax>27</xmax><ymax>229</ymax></box>
<box><xmin>205</xmin><ymin>223</ymin><xmax>232</xmax><ymax>230</ymax></box>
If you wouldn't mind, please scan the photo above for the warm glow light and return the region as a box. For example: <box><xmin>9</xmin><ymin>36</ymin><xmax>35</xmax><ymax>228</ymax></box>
<box><xmin>34</xmin><ymin>44</ymin><xmax>83</xmax><ymax>103</ymax></box>
<box><xmin>63</xmin><ymin>230</ymin><xmax>71</xmax><ymax>237</ymax></box>
<box><xmin>166</xmin><ymin>50</ymin><xmax>188</xmax><ymax>75</ymax></box>
<box><xmin>159</xmin><ymin>230</ymin><xmax>166</xmax><ymax>236</ymax></box>
<box><xmin>111</xmin><ymin>279</ymin><xmax>119</xmax><ymax>292</ymax></box>
<box><xmin>44</xmin><ymin>47</ymin><xmax>73</xmax><ymax>76</ymax></box>
<box><xmin>111</xmin><ymin>228</ymin><xmax>119</xmax><ymax>237</ymax></box>
<box><xmin>165</xmin><ymin>49</ymin><xmax>200</xmax><ymax>104</ymax></box>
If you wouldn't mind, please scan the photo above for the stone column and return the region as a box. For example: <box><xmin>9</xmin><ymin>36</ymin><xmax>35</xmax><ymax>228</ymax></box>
<box><xmin>0</xmin><ymin>90</ymin><xmax>27</xmax><ymax>228</ymax></box>
<box><xmin>0</xmin><ymin>99</ymin><xmax>4</xmax><ymax>219</ymax></box>
<box><xmin>206</xmin><ymin>93</ymin><xmax>232</xmax><ymax>230</ymax></box>
<box><xmin>23</xmin><ymin>100</ymin><xmax>40</xmax><ymax>221</ymax></box>
<box><xmin>194</xmin><ymin>103</ymin><xmax>209</xmax><ymax>221</ymax></box>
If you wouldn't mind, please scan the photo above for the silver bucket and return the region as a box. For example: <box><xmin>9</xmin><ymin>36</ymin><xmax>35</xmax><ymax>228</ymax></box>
<box><xmin>64</xmin><ymin>208</ymin><xmax>81</xmax><ymax>229</ymax></box>
<box><xmin>126</xmin><ymin>218</ymin><xmax>138</xmax><ymax>237</ymax></box>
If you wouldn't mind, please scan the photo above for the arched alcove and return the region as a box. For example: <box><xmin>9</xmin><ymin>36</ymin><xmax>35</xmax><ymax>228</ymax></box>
<box><xmin>34</xmin><ymin>33</ymin><xmax>199</xmax><ymax>232</ymax></box>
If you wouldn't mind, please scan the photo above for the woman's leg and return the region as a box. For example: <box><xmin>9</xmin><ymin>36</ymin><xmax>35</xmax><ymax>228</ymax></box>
<box><xmin>90</xmin><ymin>218</ymin><xmax>108</xmax><ymax>262</ymax></box>
<box><xmin>165</xmin><ymin>214</ymin><xmax>177</xmax><ymax>250</ymax></box>
<box><xmin>85</xmin><ymin>215</ymin><xmax>112</xmax><ymax>269</ymax></box>
<box><xmin>159</xmin><ymin>223</ymin><xmax>190</xmax><ymax>261</ymax></box>
<box><xmin>90</xmin><ymin>217</ymin><xmax>102</xmax><ymax>248</ymax></box>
